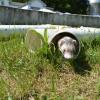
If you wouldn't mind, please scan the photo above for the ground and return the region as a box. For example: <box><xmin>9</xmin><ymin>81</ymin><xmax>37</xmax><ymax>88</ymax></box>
<box><xmin>0</xmin><ymin>32</ymin><xmax>100</xmax><ymax>100</ymax></box>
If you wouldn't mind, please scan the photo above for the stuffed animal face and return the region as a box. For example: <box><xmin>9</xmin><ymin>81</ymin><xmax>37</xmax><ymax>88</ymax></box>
<box><xmin>58</xmin><ymin>36</ymin><xmax>77</xmax><ymax>59</ymax></box>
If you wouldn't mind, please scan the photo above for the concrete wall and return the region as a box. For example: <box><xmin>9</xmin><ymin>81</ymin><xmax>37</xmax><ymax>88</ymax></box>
<box><xmin>0</xmin><ymin>6</ymin><xmax>100</xmax><ymax>28</ymax></box>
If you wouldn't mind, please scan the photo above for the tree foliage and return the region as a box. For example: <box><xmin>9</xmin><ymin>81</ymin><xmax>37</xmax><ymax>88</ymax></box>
<box><xmin>12</xmin><ymin>0</ymin><xmax>89</xmax><ymax>14</ymax></box>
<box><xmin>12</xmin><ymin>0</ymin><xmax>29</xmax><ymax>3</ymax></box>
<box><xmin>42</xmin><ymin>0</ymin><xmax>89</xmax><ymax>14</ymax></box>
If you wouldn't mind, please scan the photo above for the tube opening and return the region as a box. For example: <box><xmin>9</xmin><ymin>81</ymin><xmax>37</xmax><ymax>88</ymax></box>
<box><xmin>50</xmin><ymin>32</ymin><xmax>80</xmax><ymax>59</ymax></box>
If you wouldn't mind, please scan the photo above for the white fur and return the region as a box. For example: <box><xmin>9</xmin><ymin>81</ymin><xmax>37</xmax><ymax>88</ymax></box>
<box><xmin>58</xmin><ymin>36</ymin><xmax>77</xmax><ymax>59</ymax></box>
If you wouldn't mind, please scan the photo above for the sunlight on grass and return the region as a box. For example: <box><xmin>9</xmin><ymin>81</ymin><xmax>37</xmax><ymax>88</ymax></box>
<box><xmin>0</xmin><ymin>32</ymin><xmax>100</xmax><ymax>99</ymax></box>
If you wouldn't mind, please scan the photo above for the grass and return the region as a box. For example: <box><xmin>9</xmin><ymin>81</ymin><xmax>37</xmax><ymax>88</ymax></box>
<box><xmin>0</xmin><ymin>32</ymin><xmax>100</xmax><ymax>100</ymax></box>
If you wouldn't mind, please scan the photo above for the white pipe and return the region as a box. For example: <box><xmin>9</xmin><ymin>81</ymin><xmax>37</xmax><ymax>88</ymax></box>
<box><xmin>0</xmin><ymin>25</ymin><xmax>100</xmax><ymax>36</ymax></box>
<box><xmin>0</xmin><ymin>25</ymin><xmax>100</xmax><ymax>59</ymax></box>
<box><xmin>47</xmin><ymin>26</ymin><xmax>100</xmax><ymax>59</ymax></box>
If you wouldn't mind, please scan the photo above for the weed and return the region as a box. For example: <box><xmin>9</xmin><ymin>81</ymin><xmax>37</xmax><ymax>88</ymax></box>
<box><xmin>0</xmin><ymin>32</ymin><xmax>100</xmax><ymax>99</ymax></box>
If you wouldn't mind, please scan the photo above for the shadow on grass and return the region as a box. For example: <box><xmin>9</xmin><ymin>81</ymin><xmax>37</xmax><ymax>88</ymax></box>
<box><xmin>41</xmin><ymin>47</ymin><xmax>91</xmax><ymax>75</ymax></box>
<box><xmin>35</xmin><ymin>41</ymin><xmax>92</xmax><ymax>76</ymax></box>
<box><xmin>70</xmin><ymin>46</ymin><xmax>92</xmax><ymax>75</ymax></box>
<box><xmin>71</xmin><ymin>36</ymin><xmax>100</xmax><ymax>75</ymax></box>
<box><xmin>47</xmin><ymin>46</ymin><xmax>92</xmax><ymax>75</ymax></box>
